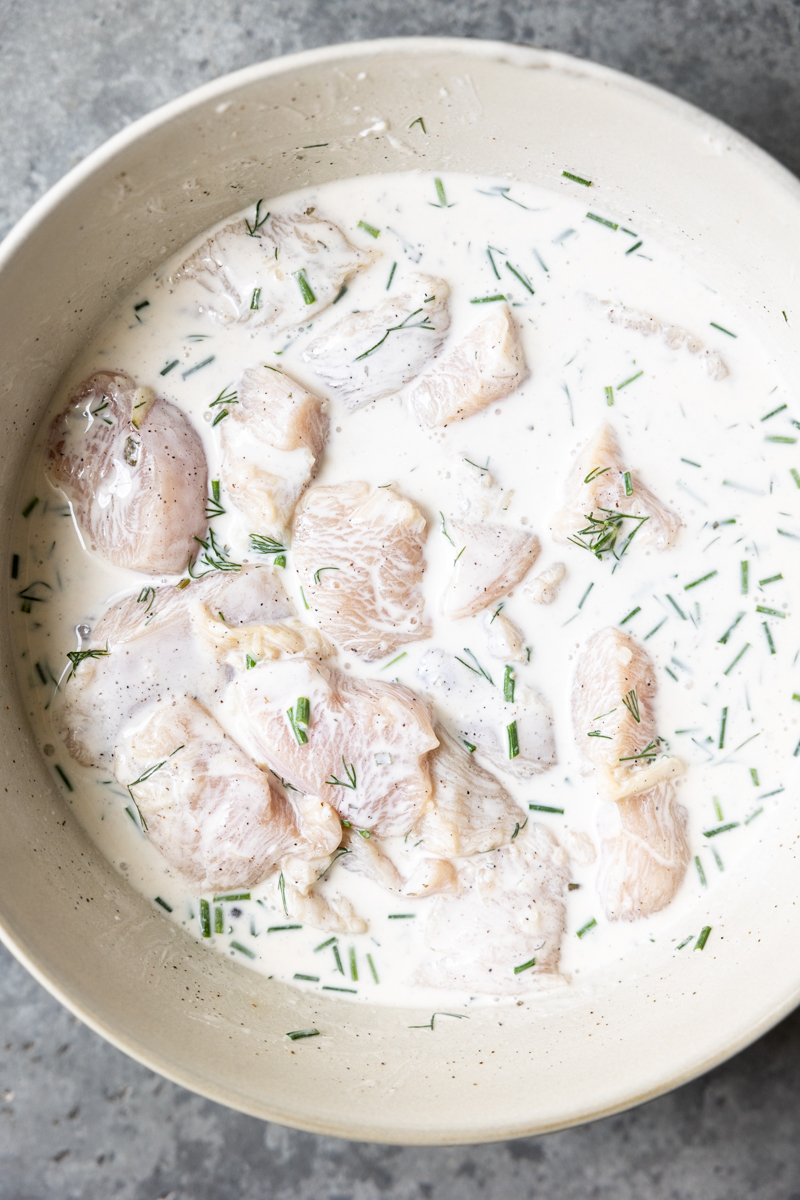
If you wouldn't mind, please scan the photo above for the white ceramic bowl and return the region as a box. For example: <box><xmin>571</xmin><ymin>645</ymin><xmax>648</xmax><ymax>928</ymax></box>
<box><xmin>2</xmin><ymin>37</ymin><xmax>800</xmax><ymax>1145</ymax></box>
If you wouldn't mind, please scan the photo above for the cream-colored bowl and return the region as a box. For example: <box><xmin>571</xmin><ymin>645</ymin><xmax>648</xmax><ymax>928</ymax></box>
<box><xmin>2</xmin><ymin>37</ymin><xmax>799</xmax><ymax>1145</ymax></box>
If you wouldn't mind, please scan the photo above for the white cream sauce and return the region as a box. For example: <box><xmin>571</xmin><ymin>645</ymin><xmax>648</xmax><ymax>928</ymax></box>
<box><xmin>12</xmin><ymin>171</ymin><xmax>800</xmax><ymax>1009</ymax></box>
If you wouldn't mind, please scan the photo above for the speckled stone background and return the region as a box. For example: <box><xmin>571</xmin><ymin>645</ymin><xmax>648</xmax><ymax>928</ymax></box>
<box><xmin>3</xmin><ymin>2</ymin><xmax>800</xmax><ymax>1197</ymax></box>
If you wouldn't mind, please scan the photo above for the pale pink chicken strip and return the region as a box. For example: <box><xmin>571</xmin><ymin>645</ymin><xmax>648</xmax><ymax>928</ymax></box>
<box><xmin>46</xmin><ymin>370</ymin><xmax>207</xmax><ymax>574</ymax></box>
<box><xmin>293</xmin><ymin>481</ymin><xmax>430</xmax><ymax>661</ymax></box>
<box><xmin>233</xmin><ymin>657</ymin><xmax>438</xmax><ymax>836</ymax></box>
<box><xmin>442</xmin><ymin>520</ymin><xmax>540</xmax><ymax>619</ymax></box>
<box><xmin>407</xmin><ymin>304</ymin><xmax>528</xmax><ymax>427</ymax></box>
<box><xmin>552</xmin><ymin>423</ymin><xmax>680</xmax><ymax>554</ymax></box>
<box><xmin>114</xmin><ymin>697</ymin><xmax>341</xmax><ymax>891</ymax></box>
<box><xmin>572</xmin><ymin>627</ymin><xmax>689</xmax><ymax>920</ymax></box>
<box><xmin>220</xmin><ymin>366</ymin><xmax>329</xmax><ymax>541</ymax></box>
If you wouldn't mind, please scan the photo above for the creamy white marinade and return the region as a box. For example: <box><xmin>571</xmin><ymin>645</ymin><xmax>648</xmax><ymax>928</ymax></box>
<box><xmin>12</xmin><ymin>170</ymin><xmax>800</xmax><ymax>1010</ymax></box>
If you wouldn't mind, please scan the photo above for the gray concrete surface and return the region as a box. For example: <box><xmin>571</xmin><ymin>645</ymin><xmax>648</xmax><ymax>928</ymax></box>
<box><xmin>3</xmin><ymin>1</ymin><xmax>800</xmax><ymax>1196</ymax></box>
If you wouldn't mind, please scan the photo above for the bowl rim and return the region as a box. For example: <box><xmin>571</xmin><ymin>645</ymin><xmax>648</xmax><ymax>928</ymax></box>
<box><xmin>3</xmin><ymin>34</ymin><xmax>800</xmax><ymax>1143</ymax></box>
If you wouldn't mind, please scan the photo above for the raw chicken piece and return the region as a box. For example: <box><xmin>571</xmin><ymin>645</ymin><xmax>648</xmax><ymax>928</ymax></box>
<box><xmin>190</xmin><ymin>603</ymin><xmax>334</xmax><ymax>669</ymax></box>
<box><xmin>414</xmin><ymin>824</ymin><xmax>569</xmax><ymax>994</ymax></box>
<box><xmin>442</xmin><ymin>520</ymin><xmax>540</xmax><ymax>619</ymax></box>
<box><xmin>525</xmin><ymin>562</ymin><xmax>567</xmax><ymax>605</ymax></box>
<box><xmin>597</xmin><ymin>784</ymin><xmax>690</xmax><ymax>920</ymax></box>
<box><xmin>114</xmin><ymin>697</ymin><xmax>302</xmax><ymax>891</ymax></box>
<box><xmin>220</xmin><ymin>366</ymin><xmax>328</xmax><ymax>541</ymax></box>
<box><xmin>60</xmin><ymin>567</ymin><xmax>293</xmax><ymax>768</ymax></box>
<box><xmin>46</xmin><ymin>371</ymin><xmax>207</xmax><ymax>574</ymax></box>
<box><xmin>418</xmin><ymin>648</ymin><xmax>557</xmax><ymax>780</ymax></box>
<box><xmin>483</xmin><ymin>608</ymin><xmax>527</xmax><ymax>663</ymax></box>
<box><xmin>552</xmin><ymin>424</ymin><xmax>680</xmax><ymax>555</ymax></box>
<box><xmin>590</xmin><ymin>296</ymin><xmax>729</xmax><ymax>381</ymax></box>
<box><xmin>407</xmin><ymin>304</ymin><xmax>528</xmax><ymax>427</ymax></box>
<box><xmin>339</xmin><ymin>824</ymin><xmax>459</xmax><ymax>899</ymax></box>
<box><xmin>572</xmin><ymin>627</ymin><xmax>689</xmax><ymax>920</ymax></box>
<box><xmin>414</xmin><ymin>725</ymin><xmax>525</xmax><ymax>856</ymax></box>
<box><xmin>234</xmin><ymin>658</ymin><xmax>439</xmax><ymax>835</ymax></box>
<box><xmin>302</xmin><ymin>273</ymin><xmax>450</xmax><ymax>409</ymax></box>
<box><xmin>174</xmin><ymin>208</ymin><xmax>376</xmax><ymax>330</ymax></box>
<box><xmin>293</xmin><ymin>482</ymin><xmax>430</xmax><ymax>661</ymax></box>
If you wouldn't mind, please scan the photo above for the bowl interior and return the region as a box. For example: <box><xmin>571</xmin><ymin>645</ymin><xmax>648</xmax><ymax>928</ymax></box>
<box><xmin>1</xmin><ymin>38</ymin><xmax>800</xmax><ymax>1144</ymax></box>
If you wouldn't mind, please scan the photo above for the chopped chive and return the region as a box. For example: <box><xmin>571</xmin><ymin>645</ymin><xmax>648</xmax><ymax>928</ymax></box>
<box><xmin>199</xmin><ymin>899</ymin><xmax>211</xmax><ymax>938</ymax></box>
<box><xmin>578</xmin><ymin>582</ymin><xmax>594</xmax><ymax>609</ymax></box>
<box><xmin>433</xmin><ymin>177</ymin><xmax>449</xmax><ymax>207</ymax></box>
<box><xmin>388</xmin><ymin>913</ymin><xmax>415</xmax><ymax>920</ymax></box>
<box><xmin>685</xmin><ymin>570</ymin><xmax>717</xmax><ymax>591</ymax></box>
<box><xmin>513</xmin><ymin>956</ymin><xmax>537</xmax><ymax>975</ymax></box>
<box><xmin>11</xmin><ymin>554</ymin><xmax>19</xmax><ymax>580</ymax></box>
<box><xmin>332</xmin><ymin>284</ymin><xmax>347</xmax><ymax>305</ymax></box>
<box><xmin>322</xmin><ymin>986</ymin><xmax>357</xmax><ymax>993</ymax></box>
<box><xmin>723</xmin><ymin>643</ymin><xmax>751</xmax><ymax>675</ymax></box>
<box><xmin>503</xmin><ymin>665</ymin><xmax>516</xmax><ymax>703</ymax></box>
<box><xmin>750</xmin><ymin>767</ymin><xmax>760</xmax><ymax>785</ymax></box>
<box><xmin>213</xmin><ymin>905</ymin><xmax>223</xmax><ymax>934</ymax></box>
<box><xmin>267</xmin><ymin>924</ymin><xmax>302</xmax><ymax>932</ymax></box>
<box><xmin>160</xmin><ymin>359</ymin><xmax>179</xmax><ymax>376</ymax></box>
<box><xmin>586</xmin><ymin>212</ymin><xmax>618</xmax><ymax>230</ymax></box>
<box><xmin>294</xmin><ymin>269</ymin><xmax>316</xmax><ymax>305</ymax></box>
<box><xmin>462</xmin><ymin>740</ymin><xmax>477</xmax><ymax>753</ymax></box>
<box><xmin>54</xmin><ymin>764</ymin><xmax>73</xmax><ymax>791</ymax></box>
<box><xmin>231</xmin><ymin>941</ymin><xmax>256</xmax><ymax>959</ymax></box>
<box><xmin>214</xmin><ymin>892</ymin><xmax>251</xmax><ymax>902</ymax></box>
<box><xmin>644</xmin><ymin>617</ymin><xmax>667</xmax><ymax>640</ymax></box>
<box><xmin>760</xmin><ymin>786</ymin><xmax>784</xmax><ymax>798</ymax></box>
<box><xmin>666</xmin><ymin>594</ymin><xmax>687</xmax><ymax>620</ymax></box>
<box><xmin>562</xmin><ymin>171</ymin><xmax>591</xmax><ymax>186</ymax></box>
<box><xmin>681</xmin><ymin>457</ymin><xmax>701</xmax><ymax>467</ymax></box>
<box><xmin>605</xmin><ymin>385</ymin><xmax>614</xmax><ymax>406</ymax></box>
<box><xmin>302</xmin><ymin>143</ymin><xmax>329</xmax><ymax>149</ymax></box>
<box><xmin>35</xmin><ymin>661</ymin><xmax>47</xmax><ymax>685</ymax></box>
<box><xmin>625</xmin><ymin>240</ymin><xmax>643</xmax><ymax>255</ymax></box>
<box><xmin>529</xmin><ymin>804</ymin><xmax>565</xmax><ymax>814</ymax></box>
<box><xmin>293</xmin><ymin>973</ymin><xmax>319</xmax><ymax>982</ymax></box>
<box><xmin>211</xmin><ymin>408</ymin><xmax>228</xmax><ymax>427</ymax></box>
<box><xmin>695</xmin><ymin>857</ymin><xmax>707</xmax><ymax>887</ymax></box>
<box><xmin>759</xmin><ymin>574</ymin><xmax>783</xmax><ymax>585</ymax></box>
<box><xmin>718</xmin><ymin>612</ymin><xmax>744</xmax><ymax>644</ymax></box>
<box><xmin>620</xmin><ymin>606</ymin><xmax>641</xmax><ymax>625</ymax></box>
<box><xmin>763</xmin><ymin>622</ymin><xmax>776</xmax><ymax>654</ymax></box>
<box><xmin>366</xmin><ymin>953</ymin><xmax>379</xmax><ymax>983</ymax></box>
<box><xmin>470</xmin><ymin>294</ymin><xmax>506</xmax><ymax>304</ymax></box>
<box><xmin>332</xmin><ymin>944</ymin><xmax>345</xmax><ymax>974</ymax></box>
<box><xmin>250</xmin><ymin>286</ymin><xmax>261</xmax><ymax>311</ymax></box>
<box><xmin>505</xmin><ymin>262</ymin><xmax>534</xmax><ymax>294</ymax></box>
<box><xmin>507</xmin><ymin>720</ymin><xmax>519</xmax><ymax>759</ymax></box>
<box><xmin>756</xmin><ymin>605</ymin><xmax>786</xmax><ymax>618</ymax></box>
<box><xmin>349</xmin><ymin>946</ymin><xmax>358</xmax><ymax>981</ymax></box>
<box><xmin>22</xmin><ymin>497</ymin><xmax>39</xmax><ymax>518</ymax></box>
<box><xmin>576</xmin><ymin>918</ymin><xmax>597</xmax><ymax>938</ymax></box>
<box><xmin>154</xmin><ymin>896</ymin><xmax>173</xmax><ymax>912</ymax></box>
<box><xmin>299</xmin><ymin>586</ymin><xmax>309</xmax><ymax>610</ymax></box>
<box><xmin>777</xmin><ymin>529</ymin><xmax>800</xmax><ymax>540</ymax></box>
<box><xmin>695</xmin><ymin>926</ymin><xmax>712</xmax><ymax>950</ymax></box>
<box><xmin>791</xmin><ymin>468</ymin><xmax>800</xmax><ymax>488</ymax></box>
<box><xmin>245</xmin><ymin>654</ymin><xmax>257</xmax><ymax>670</ymax></box>
<box><xmin>617</xmin><ymin>370</ymin><xmax>643</xmax><ymax>389</ymax></box>
<box><xmin>314</xmin><ymin>936</ymin><xmax>337</xmax><ymax>952</ymax></box>
<box><xmin>386</xmin><ymin>261</ymin><xmax>397</xmax><ymax>290</ymax></box>
<box><xmin>710</xmin><ymin>322</ymin><xmax>736</xmax><ymax>338</ymax></box>
<box><xmin>714</xmin><ymin>797</ymin><xmax>723</xmax><ymax>821</ymax></box>
<box><xmin>766</xmin><ymin>436</ymin><xmax>797</xmax><ymax>444</ymax></box>
<box><xmin>381</xmin><ymin>652</ymin><xmax>407</xmax><ymax>671</ymax></box>
<box><xmin>358</xmin><ymin>220</ymin><xmax>380</xmax><ymax>239</ymax></box>
<box><xmin>623</xmin><ymin>471</ymin><xmax>633</xmax><ymax>496</ymax></box>
<box><xmin>665</xmin><ymin>666</ymin><xmax>678</xmax><ymax>680</ymax></box>
<box><xmin>676</xmin><ymin>936</ymin><xmax>693</xmax><ymax>950</ymax></box>
<box><xmin>745</xmin><ymin>807</ymin><xmax>764</xmax><ymax>825</ymax></box>
<box><xmin>182</xmin><ymin>355</ymin><xmax>215</xmax><ymax>379</ymax></box>
<box><xmin>761</xmin><ymin>404</ymin><xmax>787</xmax><ymax>421</ymax></box>
<box><xmin>741</xmin><ymin>561</ymin><xmax>749</xmax><ymax>594</ymax></box>
<box><xmin>286</xmin><ymin>1028</ymin><xmax>319</xmax><ymax>1040</ymax></box>
<box><xmin>703</xmin><ymin>823</ymin><xmax>740</xmax><ymax>838</ymax></box>
<box><xmin>718</xmin><ymin>707</ymin><xmax>728</xmax><ymax>750</ymax></box>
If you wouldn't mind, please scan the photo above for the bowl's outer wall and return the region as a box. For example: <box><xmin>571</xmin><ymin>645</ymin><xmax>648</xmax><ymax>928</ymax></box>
<box><xmin>2</xmin><ymin>39</ymin><xmax>800</xmax><ymax>1144</ymax></box>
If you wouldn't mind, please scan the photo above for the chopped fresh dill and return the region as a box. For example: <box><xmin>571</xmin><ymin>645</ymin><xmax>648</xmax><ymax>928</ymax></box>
<box><xmin>182</xmin><ymin>355</ymin><xmax>215</xmax><ymax>379</ymax></box>
<box><xmin>695</xmin><ymin>926</ymin><xmax>712</xmax><ymax>950</ymax></box>
<box><xmin>249</xmin><ymin>533</ymin><xmax>286</xmax><ymax>555</ymax></box>
<box><xmin>576</xmin><ymin>918</ymin><xmax>597</xmax><ymax>938</ymax></box>
<box><xmin>455</xmin><ymin>647</ymin><xmax>493</xmax><ymax>685</ymax></box>
<box><xmin>278</xmin><ymin>871</ymin><xmax>288</xmax><ymax>917</ymax></box>
<box><xmin>562</xmin><ymin>171</ymin><xmax>591</xmax><ymax>186</ymax></box>
<box><xmin>505</xmin><ymin>262</ymin><xmax>534</xmax><ymax>294</ymax></box>
<box><xmin>568</xmin><ymin>508</ymin><xmax>649</xmax><ymax>561</ymax></box>
<box><xmin>245</xmin><ymin>199</ymin><xmax>269</xmax><ymax>237</ymax></box>
<box><xmin>358</xmin><ymin>220</ymin><xmax>381</xmax><ymax>239</ymax></box>
<box><xmin>439</xmin><ymin>511</ymin><xmax>455</xmax><ymax>546</ymax></box>
<box><xmin>718</xmin><ymin>612</ymin><xmax>744</xmax><ymax>644</ymax></box>
<box><xmin>513</xmin><ymin>956</ymin><xmax>537</xmax><ymax>975</ymax></box>
<box><xmin>617</xmin><ymin>370</ymin><xmax>644</xmax><ymax>389</ymax></box>
<box><xmin>54</xmin><ymin>764</ymin><xmax>73</xmax><ymax>792</ymax></box>
<box><xmin>666</xmin><ymin>594</ymin><xmax>687</xmax><ymax>620</ymax></box>
<box><xmin>286</xmin><ymin>1028</ymin><xmax>319</xmax><ymax>1041</ymax></box>
<box><xmin>367</xmin><ymin>953</ymin><xmax>379</xmax><ymax>983</ymax></box>
<box><xmin>714</xmin><ymin>797</ymin><xmax>723</xmax><ymax>821</ymax></box>
<box><xmin>578</xmin><ymin>582</ymin><xmax>594</xmax><ymax>609</ymax></box>
<box><xmin>763</xmin><ymin>622</ymin><xmax>776</xmax><ymax>654</ymax></box>
<box><xmin>622</xmin><ymin>688</ymin><xmax>641</xmax><ymax>723</ymax></box>
<box><xmin>326</xmin><ymin>758</ymin><xmax>357</xmax><ymax>789</ymax></box>
<box><xmin>408</xmin><ymin>116</ymin><xmax>427</xmax><ymax>132</ymax></box>
<box><xmin>702</xmin><ymin>823</ymin><xmax>740</xmax><ymax>838</ymax></box>
<box><xmin>205</xmin><ymin>480</ymin><xmax>225</xmax><ymax>519</ymax></box>
<box><xmin>313</xmin><ymin>566</ymin><xmax>339</xmax><ymax>584</ymax></box>
<box><xmin>490</xmin><ymin>603</ymin><xmax>505</xmax><ymax>623</ymax></box>
<box><xmin>684</xmin><ymin>570</ymin><xmax>717</xmax><ymax>591</ymax></box>
<box><xmin>66</xmin><ymin>646</ymin><xmax>109</xmax><ymax>679</ymax></box>
<box><xmin>586</xmin><ymin>212</ymin><xmax>618</xmax><ymax>230</ymax></box>
<box><xmin>584</xmin><ymin>465</ymin><xmax>610</xmax><ymax>484</ymax></box>
<box><xmin>695</xmin><ymin>857</ymin><xmax>707</xmax><ymax>888</ymax></box>
<box><xmin>710</xmin><ymin>322</ymin><xmax>736</xmax><ymax>338</ymax></box>
<box><xmin>300</xmin><ymin>586</ymin><xmax>309</xmax><ymax>610</ymax></box>
<box><xmin>189</xmin><ymin>528</ymin><xmax>240</xmax><ymax>576</ymax></box>
<box><xmin>381</xmin><ymin>652</ymin><xmax>407</xmax><ymax>671</ymax></box>
<box><xmin>386</xmin><ymin>261</ymin><xmax>397</xmax><ymax>290</ymax></box>
<box><xmin>294</xmin><ymin>269</ymin><xmax>316</xmax><ymax>305</ymax></box>
<box><xmin>355</xmin><ymin>306</ymin><xmax>436</xmax><ymax>360</ymax></box>
<box><xmin>507</xmin><ymin>720</ymin><xmax>519</xmax><ymax>759</ymax></box>
<box><xmin>529</xmin><ymin>804</ymin><xmax>564</xmax><ymax>814</ymax></box>
<box><xmin>464</xmin><ymin>456</ymin><xmax>490</xmax><ymax>472</ymax></box>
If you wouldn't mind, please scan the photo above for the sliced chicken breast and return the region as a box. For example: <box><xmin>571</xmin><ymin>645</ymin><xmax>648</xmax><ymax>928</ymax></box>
<box><xmin>442</xmin><ymin>520</ymin><xmax>540</xmax><ymax>618</ymax></box>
